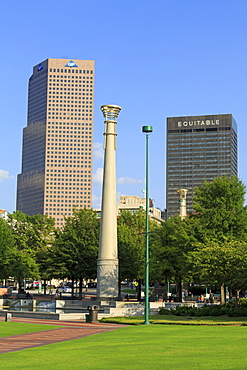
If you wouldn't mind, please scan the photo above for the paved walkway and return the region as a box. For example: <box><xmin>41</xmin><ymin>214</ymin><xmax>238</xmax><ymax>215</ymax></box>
<box><xmin>0</xmin><ymin>317</ymin><xmax>126</xmax><ymax>354</ymax></box>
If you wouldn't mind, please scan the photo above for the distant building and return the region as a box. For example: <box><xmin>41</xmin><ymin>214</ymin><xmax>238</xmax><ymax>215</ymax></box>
<box><xmin>166</xmin><ymin>114</ymin><xmax>238</xmax><ymax>218</ymax></box>
<box><xmin>117</xmin><ymin>195</ymin><xmax>164</xmax><ymax>223</ymax></box>
<box><xmin>0</xmin><ymin>209</ymin><xmax>8</xmax><ymax>220</ymax></box>
<box><xmin>16</xmin><ymin>58</ymin><xmax>95</xmax><ymax>228</ymax></box>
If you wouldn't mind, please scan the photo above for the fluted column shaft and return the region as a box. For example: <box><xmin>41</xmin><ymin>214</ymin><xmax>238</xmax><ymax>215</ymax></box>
<box><xmin>97</xmin><ymin>105</ymin><xmax>121</xmax><ymax>298</ymax></box>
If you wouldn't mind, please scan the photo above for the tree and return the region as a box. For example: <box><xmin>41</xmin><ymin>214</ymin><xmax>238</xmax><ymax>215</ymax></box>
<box><xmin>117</xmin><ymin>209</ymin><xmax>160</xmax><ymax>299</ymax></box>
<box><xmin>7</xmin><ymin>211</ymin><xmax>55</xmax><ymax>292</ymax></box>
<box><xmin>117</xmin><ymin>210</ymin><xmax>145</xmax><ymax>293</ymax></box>
<box><xmin>152</xmin><ymin>215</ymin><xmax>203</xmax><ymax>301</ymax></box>
<box><xmin>0</xmin><ymin>218</ymin><xmax>15</xmax><ymax>280</ymax></box>
<box><xmin>9</xmin><ymin>247</ymin><xmax>40</xmax><ymax>287</ymax></box>
<box><xmin>53</xmin><ymin>208</ymin><xmax>99</xmax><ymax>298</ymax></box>
<box><xmin>190</xmin><ymin>176</ymin><xmax>247</xmax><ymax>303</ymax></box>
<box><xmin>31</xmin><ymin>214</ymin><xmax>56</xmax><ymax>294</ymax></box>
<box><xmin>193</xmin><ymin>176</ymin><xmax>247</xmax><ymax>240</ymax></box>
<box><xmin>188</xmin><ymin>239</ymin><xmax>247</xmax><ymax>305</ymax></box>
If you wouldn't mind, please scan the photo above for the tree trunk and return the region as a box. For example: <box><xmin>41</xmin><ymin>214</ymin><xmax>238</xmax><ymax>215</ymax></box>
<box><xmin>118</xmin><ymin>279</ymin><xmax>122</xmax><ymax>300</ymax></box>
<box><xmin>18</xmin><ymin>279</ymin><xmax>23</xmax><ymax>295</ymax></box>
<box><xmin>220</xmin><ymin>283</ymin><xmax>226</xmax><ymax>304</ymax></box>
<box><xmin>176</xmin><ymin>280</ymin><xmax>182</xmax><ymax>302</ymax></box>
<box><xmin>163</xmin><ymin>283</ymin><xmax>168</xmax><ymax>302</ymax></box>
<box><xmin>236</xmin><ymin>289</ymin><xmax>240</xmax><ymax>308</ymax></box>
<box><xmin>229</xmin><ymin>287</ymin><xmax>233</xmax><ymax>300</ymax></box>
<box><xmin>79</xmin><ymin>277</ymin><xmax>83</xmax><ymax>300</ymax></box>
<box><xmin>43</xmin><ymin>279</ymin><xmax>47</xmax><ymax>295</ymax></box>
<box><xmin>137</xmin><ymin>279</ymin><xmax>142</xmax><ymax>301</ymax></box>
<box><xmin>71</xmin><ymin>278</ymin><xmax>75</xmax><ymax>298</ymax></box>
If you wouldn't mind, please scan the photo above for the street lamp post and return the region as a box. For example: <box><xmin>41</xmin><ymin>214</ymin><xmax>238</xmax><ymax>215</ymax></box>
<box><xmin>142</xmin><ymin>125</ymin><xmax>153</xmax><ymax>325</ymax></box>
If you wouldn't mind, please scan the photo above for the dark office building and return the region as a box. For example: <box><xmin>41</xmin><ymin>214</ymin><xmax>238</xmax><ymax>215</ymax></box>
<box><xmin>166</xmin><ymin>114</ymin><xmax>238</xmax><ymax>218</ymax></box>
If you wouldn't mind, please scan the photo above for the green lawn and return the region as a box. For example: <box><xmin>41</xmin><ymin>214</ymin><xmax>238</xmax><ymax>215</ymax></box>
<box><xmin>1</xmin><ymin>324</ymin><xmax>247</xmax><ymax>369</ymax></box>
<box><xmin>101</xmin><ymin>314</ymin><xmax>247</xmax><ymax>326</ymax></box>
<box><xmin>121</xmin><ymin>288</ymin><xmax>136</xmax><ymax>294</ymax></box>
<box><xmin>0</xmin><ymin>322</ymin><xmax>62</xmax><ymax>337</ymax></box>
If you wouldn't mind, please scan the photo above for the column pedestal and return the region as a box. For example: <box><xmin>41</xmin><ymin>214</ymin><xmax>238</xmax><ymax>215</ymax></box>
<box><xmin>97</xmin><ymin>258</ymin><xmax>118</xmax><ymax>298</ymax></box>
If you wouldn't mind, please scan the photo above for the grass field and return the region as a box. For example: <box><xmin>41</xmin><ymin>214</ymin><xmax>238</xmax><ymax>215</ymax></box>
<box><xmin>121</xmin><ymin>288</ymin><xmax>136</xmax><ymax>294</ymax></box>
<box><xmin>0</xmin><ymin>322</ymin><xmax>62</xmax><ymax>337</ymax></box>
<box><xmin>101</xmin><ymin>314</ymin><xmax>247</xmax><ymax>326</ymax></box>
<box><xmin>1</xmin><ymin>323</ymin><xmax>247</xmax><ymax>369</ymax></box>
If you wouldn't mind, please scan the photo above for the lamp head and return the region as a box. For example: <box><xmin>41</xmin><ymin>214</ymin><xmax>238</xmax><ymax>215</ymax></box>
<box><xmin>142</xmin><ymin>126</ymin><xmax>153</xmax><ymax>133</ymax></box>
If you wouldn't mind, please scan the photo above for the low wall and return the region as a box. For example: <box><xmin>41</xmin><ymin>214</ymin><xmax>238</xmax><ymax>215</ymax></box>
<box><xmin>164</xmin><ymin>301</ymin><xmax>206</xmax><ymax>309</ymax></box>
<box><xmin>0</xmin><ymin>310</ymin><xmax>61</xmax><ymax>320</ymax></box>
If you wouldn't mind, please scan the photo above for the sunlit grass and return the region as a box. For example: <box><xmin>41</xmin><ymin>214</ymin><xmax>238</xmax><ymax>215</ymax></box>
<box><xmin>0</xmin><ymin>322</ymin><xmax>62</xmax><ymax>337</ymax></box>
<box><xmin>1</xmin><ymin>325</ymin><xmax>247</xmax><ymax>369</ymax></box>
<box><xmin>101</xmin><ymin>314</ymin><xmax>247</xmax><ymax>325</ymax></box>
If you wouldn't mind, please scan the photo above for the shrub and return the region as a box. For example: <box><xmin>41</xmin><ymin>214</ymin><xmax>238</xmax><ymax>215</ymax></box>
<box><xmin>225</xmin><ymin>307</ymin><xmax>247</xmax><ymax>317</ymax></box>
<box><xmin>170</xmin><ymin>306</ymin><xmax>198</xmax><ymax>316</ymax></box>
<box><xmin>159</xmin><ymin>308</ymin><xmax>171</xmax><ymax>315</ymax></box>
<box><xmin>159</xmin><ymin>300</ymin><xmax>247</xmax><ymax>317</ymax></box>
<box><xmin>199</xmin><ymin>305</ymin><xmax>223</xmax><ymax>316</ymax></box>
<box><xmin>239</xmin><ymin>298</ymin><xmax>247</xmax><ymax>308</ymax></box>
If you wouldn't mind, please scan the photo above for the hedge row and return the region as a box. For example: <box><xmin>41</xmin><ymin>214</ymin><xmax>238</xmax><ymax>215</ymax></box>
<box><xmin>159</xmin><ymin>299</ymin><xmax>247</xmax><ymax>317</ymax></box>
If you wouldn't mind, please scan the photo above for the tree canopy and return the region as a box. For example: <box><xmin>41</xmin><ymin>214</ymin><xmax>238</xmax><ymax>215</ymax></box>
<box><xmin>117</xmin><ymin>209</ymin><xmax>146</xmax><ymax>283</ymax></box>
<box><xmin>193</xmin><ymin>176</ymin><xmax>247</xmax><ymax>240</ymax></box>
<box><xmin>52</xmin><ymin>208</ymin><xmax>100</xmax><ymax>297</ymax></box>
<box><xmin>1</xmin><ymin>176</ymin><xmax>247</xmax><ymax>305</ymax></box>
<box><xmin>0</xmin><ymin>218</ymin><xmax>15</xmax><ymax>279</ymax></box>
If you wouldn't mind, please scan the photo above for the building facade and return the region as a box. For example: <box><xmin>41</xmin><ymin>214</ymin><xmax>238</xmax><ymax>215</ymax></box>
<box><xmin>118</xmin><ymin>195</ymin><xmax>164</xmax><ymax>223</ymax></box>
<box><xmin>17</xmin><ymin>58</ymin><xmax>94</xmax><ymax>228</ymax></box>
<box><xmin>0</xmin><ymin>209</ymin><xmax>8</xmax><ymax>220</ymax></box>
<box><xmin>166</xmin><ymin>114</ymin><xmax>238</xmax><ymax>218</ymax></box>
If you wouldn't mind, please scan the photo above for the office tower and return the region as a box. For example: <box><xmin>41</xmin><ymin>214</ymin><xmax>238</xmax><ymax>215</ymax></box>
<box><xmin>17</xmin><ymin>58</ymin><xmax>94</xmax><ymax>228</ymax></box>
<box><xmin>166</xmin><ymin>114</ymin><xmax>238</xmax><ymax>218</ymax></box>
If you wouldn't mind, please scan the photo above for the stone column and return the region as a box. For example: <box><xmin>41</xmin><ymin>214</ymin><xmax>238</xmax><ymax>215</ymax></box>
<box><xmin>97</xmin><ymin>105</ymin><xmax>121</xmax><ymax>298</ymax></box>
<box><xmin>177</xmin><ymin>189</ymin><xmax>188</xmax><ymax>219</ymax></box>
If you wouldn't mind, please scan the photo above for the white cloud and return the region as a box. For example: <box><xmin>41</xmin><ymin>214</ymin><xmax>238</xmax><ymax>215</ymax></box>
<box><xmin>93</xmin><ymin>167</ymin><xmax>103</xmax><ymax>185</ymax></box>
<box><xmin>0</xmin><ymin>170</ymin><xmax>14</xmax><ymax>183</ymax></box>
<box><xmin>93</xmin><ymin>142</ymin><xmax>104</xmax><ymax>161</ymax></box>
<box><xmin>117</xmin><ymin>177</ymin><xmax>144</xmax><ymax>184</ymax></box>
<box><xmin>92</xmin><ymin>194</ymin><xmax>101</xmax><ymax>209</ymax></box>
<box><xmin>93</xmin><ymin>169</ymin><xmax>144</xmax><ymax>186</ymax></box>
<box><xmin>93</xmin><ymin>192</ymin><xmax>121</xmax><ymax>210</ymax></box>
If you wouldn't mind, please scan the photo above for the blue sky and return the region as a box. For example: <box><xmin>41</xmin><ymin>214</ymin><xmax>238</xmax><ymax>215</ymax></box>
<box><xmin>1</xmin><ymin>0</ymin><xmax>247</xmax><ymax>213</ymax></box>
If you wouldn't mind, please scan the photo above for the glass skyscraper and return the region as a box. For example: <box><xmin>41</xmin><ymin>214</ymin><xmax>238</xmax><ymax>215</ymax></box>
<box><xmin>17</xmin><ymin>58</ymin><xmax>94</xmax><ymax>228</ymax></box>
<box><xmin>166</xmin><ymin>114</ymin><xmax>238</xmax><ymax>218</ymax></box>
